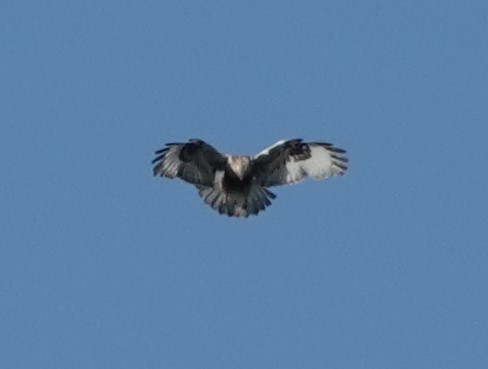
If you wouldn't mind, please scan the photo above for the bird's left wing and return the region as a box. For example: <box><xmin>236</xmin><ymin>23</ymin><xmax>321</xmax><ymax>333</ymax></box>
<box><xmin>152</xmin><ymin>139</ymin><xmax>227</xmax><ymax>186</ymax></box>
<box><xmin>251</xmin><ymin>139</ymin><xmax>348</xmax><ymax>187</ymax></box>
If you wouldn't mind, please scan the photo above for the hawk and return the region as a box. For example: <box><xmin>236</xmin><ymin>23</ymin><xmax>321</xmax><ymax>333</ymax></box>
<box><xmin>152</xmin><ymin>138</ymin><xmax>348</xmax><ymax>217</ymax></box>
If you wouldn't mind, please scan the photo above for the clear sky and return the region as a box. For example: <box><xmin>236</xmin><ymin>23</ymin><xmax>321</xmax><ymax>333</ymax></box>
<box><xmin>1</xmin><ymin>1</ymin><xmax>487</xmax><ymax>368</ymax></box>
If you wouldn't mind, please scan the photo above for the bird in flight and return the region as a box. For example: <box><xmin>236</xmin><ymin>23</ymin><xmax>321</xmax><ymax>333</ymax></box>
<box><xmin>152</xmin><ymin>138</ymin><xmax>348</xmax><ymax>217</ymax></box>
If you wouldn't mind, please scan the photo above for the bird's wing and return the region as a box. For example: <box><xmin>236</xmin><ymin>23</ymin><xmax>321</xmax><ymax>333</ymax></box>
<box><xmin>251</xmin><ymin>139</ymin><xmax>348</xmax><ymax>187</ymax></box>
<box><xmin>152</xmin><ymin>139</ymin><xmax>227</xmax><ymax>186</ymax></box>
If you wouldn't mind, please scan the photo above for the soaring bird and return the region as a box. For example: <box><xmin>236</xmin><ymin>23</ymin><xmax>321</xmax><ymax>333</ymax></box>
<box><xmin>152</xmin><ymin>138</ymin><xmax>348</xmax><ymax>217</ymax></box>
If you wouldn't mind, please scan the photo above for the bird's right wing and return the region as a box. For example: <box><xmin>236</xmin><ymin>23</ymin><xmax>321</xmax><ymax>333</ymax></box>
<box><xmin>251</xmin><ymin>139</ymin><xmax>348</xmax><ymax>187</ymax></box>
<box><xmin>152</xmin><ymin>139</ymin><xmax>227</xmax><ymax>186</ymax></box>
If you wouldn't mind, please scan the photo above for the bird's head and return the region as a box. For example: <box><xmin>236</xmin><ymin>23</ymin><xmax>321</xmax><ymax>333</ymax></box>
<box><xmin>227</xmin><ymin>156</ymin><xmax>250</xmax><ymax>180</ymax></box>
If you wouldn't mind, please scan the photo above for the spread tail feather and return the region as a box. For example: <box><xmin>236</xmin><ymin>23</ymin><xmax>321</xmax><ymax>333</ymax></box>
<box><xmin>197</xmin><ymin>185</ymin><xmax>275</xmax><ymax>217</ymax></box>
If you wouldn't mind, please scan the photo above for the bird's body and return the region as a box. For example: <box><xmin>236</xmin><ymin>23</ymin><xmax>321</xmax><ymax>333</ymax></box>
<box><xmin>152</xmin><ymin>138</ymin><xmax>348</xmax><ymax>217</ymax></box>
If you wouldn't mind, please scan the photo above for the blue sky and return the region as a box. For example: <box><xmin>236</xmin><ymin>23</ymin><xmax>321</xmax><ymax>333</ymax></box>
<box><xmin>1</xmin><ymin>1</ymin><xmax>487</xmax><ymax>368</ymax></box>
